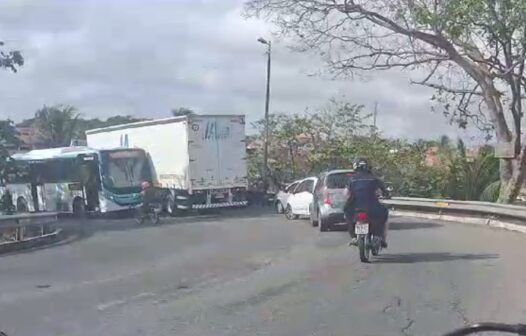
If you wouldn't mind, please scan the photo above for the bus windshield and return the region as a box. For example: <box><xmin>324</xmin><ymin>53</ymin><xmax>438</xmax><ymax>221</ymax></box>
<box><xmin>100</xmin><ymin>149</ymin><xmax>152</xmax><ymax>194</ymax></box>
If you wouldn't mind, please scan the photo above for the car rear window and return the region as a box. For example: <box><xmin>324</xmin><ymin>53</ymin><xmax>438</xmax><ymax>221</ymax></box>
<box><xmin>325</xmin><ymin>172</ymin><xmax>353</xmax><ymax>189</ymax></box>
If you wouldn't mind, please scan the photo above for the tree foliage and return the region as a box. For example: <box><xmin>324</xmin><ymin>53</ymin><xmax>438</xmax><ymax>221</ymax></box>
<box><xmin>0</xmin><ymin>40</ymin><xmax>23</xmax><ymax>181</ymax></box>
<box><xmin>249</xmin><ymin>100</ymin><xmax>371</xmax><ymax>185</ymax></box>
<box><xmin>0</xmin><ymin>41</ymin><xmax>23</xmax><ymax>73</ymax></box>
<box><xmin>171</xmin><ymin>107</ymin><xmax>196</xmax><ymax>117</ymax></box>
<box><xmin>19</xmin><ymin>111</ymin><xmax>148</xmax><ymax>145</ymax></box>
<box><xmin>247</xmin><ymin>98</ymin><xmax>499</xmax><ymax>200</ymax></box>
<box><xmin>33</xmin><ymin>105</ymin><xmax>81</xmax><ymax>148</ymax></box>
<box><xmin>0</xmin><ymin>120</ymin><xmax>19</xmax><ymax>185</ymax></box>
<box><xmin>244</xmin><ymin>0</ymin><xmax>526</xmax><ymax>203</ymax></box>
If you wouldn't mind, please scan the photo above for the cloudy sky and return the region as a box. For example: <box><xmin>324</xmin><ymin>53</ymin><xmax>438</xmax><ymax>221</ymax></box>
<box><xmin>0</xmin><ymin>0</ymin><xmax>477</xmax><ymax>140</ymax></box>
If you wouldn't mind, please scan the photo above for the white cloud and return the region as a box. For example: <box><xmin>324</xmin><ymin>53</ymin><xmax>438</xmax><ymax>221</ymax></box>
<box><xmin>0</xmin><ymin>0</ymin><xmax>468</xmax><ymax>140</ymax></box>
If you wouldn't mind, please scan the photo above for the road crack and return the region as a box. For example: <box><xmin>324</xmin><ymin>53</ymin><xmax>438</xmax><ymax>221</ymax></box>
<box><xmin>381</xmin><ymin>296</ymin><xmax>414</xmax><ymax>336</ymax></box>
<box><xmin>451</xmin><ymin>299</ymin><xmax>470</xmax><ymax>325</ymax></box>
<box><xmin>448</xmin><ymin>279</ymin><xmax>470</xmax><ymax>325</ymax></box>
<box><xmin>382</xmin><ymin>296</ymin><xmax>402</xmax><ymax>313</ymax></box>
<box><xmin>401</xmin><ymin>318</ymin><xmax>415</xmax><ymax>336</ymax></box>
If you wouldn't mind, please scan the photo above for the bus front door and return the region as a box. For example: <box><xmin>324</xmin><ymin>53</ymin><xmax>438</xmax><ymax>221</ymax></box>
<box><xmin>79</xmin><ymin>157</ymin><xmax>100</xmax><ymax>212</ymax></box>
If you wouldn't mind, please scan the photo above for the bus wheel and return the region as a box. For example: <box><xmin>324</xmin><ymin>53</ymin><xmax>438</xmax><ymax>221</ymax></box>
<box><xmin>73</xmin><ymin>198</ymin><xmax>86</xmax><ymax>218</ymax></box>
<box><xmin>16</xmin><ymin>198</ymin><xmax>29</xmax><ymax>213</ymax></box>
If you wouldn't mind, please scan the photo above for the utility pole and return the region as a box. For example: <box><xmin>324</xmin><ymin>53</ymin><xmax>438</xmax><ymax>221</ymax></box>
<box><xmin>258</xmin><ymin>37</ymin><xmax>271</xmax><ymax>192</ymax></box>
<box><xmin>372</xmin><ymin>101</ymin><xmax>378</xmax><ymax>135</ymax></box>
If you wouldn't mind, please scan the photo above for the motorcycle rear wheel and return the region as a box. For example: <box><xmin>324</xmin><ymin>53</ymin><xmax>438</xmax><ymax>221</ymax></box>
<box><xmin>358</xmin><ymin>235</ymin><xmax>370</xmax><ymax>262</ymax></box>
<box><xmin>371</xmin><ymin>236</ymin><xmax>380</xmax><ymax>256</ymax></box>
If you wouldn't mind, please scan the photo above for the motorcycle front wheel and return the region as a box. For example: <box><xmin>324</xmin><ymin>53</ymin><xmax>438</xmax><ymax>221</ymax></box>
<box><xmin>150</xmin><ymin>210</ymin><xmax>160</xmax><ymax>225</ymax></box>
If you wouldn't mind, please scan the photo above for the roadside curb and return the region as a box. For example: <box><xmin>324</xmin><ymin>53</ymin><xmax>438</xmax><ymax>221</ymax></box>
<box><xmin>391</xmin><ymin>210</ymin><xmax>526</xmax><ymax>234</ymax></box>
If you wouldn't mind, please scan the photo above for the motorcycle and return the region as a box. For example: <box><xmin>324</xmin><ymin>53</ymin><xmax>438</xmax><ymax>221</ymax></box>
<box><xmin>354</xmin><ymin>209</ymin><xmax>382</xmax><ymax>263</ymax></box>
<box><xmin>134</xmin><ymin>203</ymin><xmax>161</xmax><ymax>225</ymax></box>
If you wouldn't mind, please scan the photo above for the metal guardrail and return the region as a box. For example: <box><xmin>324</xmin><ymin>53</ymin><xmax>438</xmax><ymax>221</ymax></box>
<box><xmin>384</xmin><ymin>197</ymin><xmax>526</xmax><ymax>232</ymax></box>
<box><xmin>0</xmin><ymin>212</ymin><xmax>59</xmax><ymax>246</ymax></box>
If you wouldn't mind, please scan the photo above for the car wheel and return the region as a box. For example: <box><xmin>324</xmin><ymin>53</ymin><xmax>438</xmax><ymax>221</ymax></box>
<box><xmin>310</xmin><ymin>206</ymin><xmax>318</xmax><ymax>227</ymax></box>
<box><xmin>285</xmin><ymin>205</ymin><xmax>298</xmax><ymax>220</ymax></box>
<box><xmin>318</xmin><ymin>210</ymin><xmax>329</xmax><ymax>232</ymax></box>
<box><xmin>276</xmin><ymin>201</ymin><xmax>284</xmax><ymax>214</ymax></box>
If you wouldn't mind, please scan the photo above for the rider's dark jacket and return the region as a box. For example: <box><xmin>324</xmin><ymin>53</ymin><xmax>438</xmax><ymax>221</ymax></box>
<box><xmin>346</xmin><ymin>170</ymin><xmax>389</xmax><ymax>210</ymax></box>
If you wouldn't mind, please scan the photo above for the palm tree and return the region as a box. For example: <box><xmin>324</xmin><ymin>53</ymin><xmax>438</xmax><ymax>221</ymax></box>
<box><xmin>447</xmin><ymin>140</ymin><xmax>499</xmax><ymax>201</ymax></box>
<box><xmin>34</xmin><ymin>105</ymin><xmax>81</xmax><ymax>148</ymax></box>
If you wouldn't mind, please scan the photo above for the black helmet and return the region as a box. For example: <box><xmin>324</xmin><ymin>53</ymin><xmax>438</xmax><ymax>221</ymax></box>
<box><xmin>353</xmin><ymin>157</ymin><xmax>370</xmax><ymax>172</ymax></box>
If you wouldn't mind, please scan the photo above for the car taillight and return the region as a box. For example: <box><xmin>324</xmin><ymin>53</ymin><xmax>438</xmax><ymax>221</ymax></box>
<box><xmin>323</xmin><ymin>189</ymin><xmax>332</xmax><ymax>205</ymax></box>
<box><xmin>356</xmin><ymin>212</ymin><xmax>367</xmax><ymax>221</ymax></box>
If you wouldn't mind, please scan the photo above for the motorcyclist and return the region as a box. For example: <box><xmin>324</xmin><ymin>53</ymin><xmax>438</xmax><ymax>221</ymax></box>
<box><xmin>344</xmin><ymin>158</ymin><xmax>390</xmax><ymax>247</ymax></box>
<box><xmin>140</xmin><ymin>181</ymin><xmax>156</xmax><ymax>216</ymax></box>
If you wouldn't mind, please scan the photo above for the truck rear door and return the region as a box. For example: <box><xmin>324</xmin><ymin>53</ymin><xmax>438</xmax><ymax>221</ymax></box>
<box><xmin>187</xmin><ymin>115</ymin><xmax>246</xmax><ymax>190</ymax></box>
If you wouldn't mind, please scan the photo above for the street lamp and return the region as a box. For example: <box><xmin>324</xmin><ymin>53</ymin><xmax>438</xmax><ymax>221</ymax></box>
<box><xmin>258</xmin><ymin>37</ymin><xmax>271</xmax><ymax>192</ymax></box>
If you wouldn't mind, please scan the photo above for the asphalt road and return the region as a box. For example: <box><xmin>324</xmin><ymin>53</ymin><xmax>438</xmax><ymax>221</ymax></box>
<box><xmin>1</xmin><ymin>209</ymin><xmax>526</xmax><ymax>336</ymax></box>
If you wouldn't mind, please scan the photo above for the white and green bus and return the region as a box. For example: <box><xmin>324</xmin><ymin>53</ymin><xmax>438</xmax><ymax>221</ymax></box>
<box><xmin>2</xmin><ymin>146</ymin><xmax>154</xmax><ymax>215</ymax></box>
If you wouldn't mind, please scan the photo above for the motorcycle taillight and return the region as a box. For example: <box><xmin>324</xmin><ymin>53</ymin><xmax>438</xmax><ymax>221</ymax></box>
<box><xmin>356</xmin><ymin>212</ymin><xmax>367</xmax><ymax>221</ymax></box>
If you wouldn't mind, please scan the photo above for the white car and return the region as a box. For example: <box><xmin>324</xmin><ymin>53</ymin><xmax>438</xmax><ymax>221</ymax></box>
<box><xmin>285</xmin><ymin>177</ymin><xmax>318</xmax><ymax>220</ymax></box>
<box><xmin>274</xmin><ymin>180</ymin><xmax>301</xmax><ymax>214</ymax></box>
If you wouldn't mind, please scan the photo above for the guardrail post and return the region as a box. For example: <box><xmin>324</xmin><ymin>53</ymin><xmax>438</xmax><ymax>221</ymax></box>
<box><xmin>15</xmin><ymin>218</ymin><xmax>23</xmax><ymax>241</ymax></box>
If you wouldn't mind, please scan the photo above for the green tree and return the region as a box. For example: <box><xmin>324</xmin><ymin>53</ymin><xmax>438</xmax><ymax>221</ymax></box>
<box><xmin>245</xmin><ymin>0</ymin><xmax>526</xmax><ymax>203</ymax></box>
<box><xmin>0</xmin><ymin>120</ymin><xmax>20</xmax><ymax>185</ymax></box>
<box><xmin>75</xmin><ymin>115</ymin><xmax>148</xmax><ymax>139</ymax></box>
<box><xmin>34</xmin><ymin>105</ymin><xmax>81</xmax><ymax>148</ymax></box>
<box><xmin>0</xmin><ymin>40</ymin><xmax>23</xmax><ymax>182</ymax></box>
<box><xmin>248</xmin><ymin>99</ymin><xmax>370</xmax><ymax>186</ymax></box>
<box><xmin>446</xmin><ymin>141</ymin><xmax>500</xmax><ymax>201</ymax></box>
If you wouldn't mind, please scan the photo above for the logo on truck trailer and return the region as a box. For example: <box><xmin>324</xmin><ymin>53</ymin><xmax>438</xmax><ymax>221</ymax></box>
<box><xmin>204</xmin><ymin>121</ymin><xmax>230</xmax><ymax>141</ymax></box>
<box><xmin>120</xmin><ymin>134</ymin><xmax>129</xmax><ymax>148</ymax></box>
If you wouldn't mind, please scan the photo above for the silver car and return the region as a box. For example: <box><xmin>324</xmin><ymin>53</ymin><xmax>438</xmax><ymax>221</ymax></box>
<box><xmin>309</xmin><ymin>169</ymin><xmax>354</xmax><ymax>231</ymax></box>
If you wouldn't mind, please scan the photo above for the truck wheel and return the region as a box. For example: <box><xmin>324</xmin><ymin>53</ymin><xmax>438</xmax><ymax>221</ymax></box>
<box><xmin>167</xmin><ymin>194</ymin><xmax>186</xmax><ymax>217</ymax></box>
<box><xmin>165</xmin><ymin>194</ymin><xmax>175</xmax><ymax>216</ymax></box>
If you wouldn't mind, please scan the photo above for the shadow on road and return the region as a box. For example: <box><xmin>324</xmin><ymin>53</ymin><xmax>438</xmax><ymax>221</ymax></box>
<box><xmin>375</xmin><ymin>252</ymin><xmax>499</xmax><ymax>264</ymax></box>
<box><xmin>327</xmin><ymin>220</ymin><xmax>443</xmax><ymax>233</ymax></box>
<box><xmin>389</xmin><ymin>221</ymin><xmax>443</xmax><ymax>230</ymax></box>
<box><xmin>92</xmin><ymin>207</ymin><xmax>276</xmax><ymax>231</ymax></box>
<box><xmin>0</xmin><ymin>207</ymin><xmax>278</xmax><ymax>258</ymax></box>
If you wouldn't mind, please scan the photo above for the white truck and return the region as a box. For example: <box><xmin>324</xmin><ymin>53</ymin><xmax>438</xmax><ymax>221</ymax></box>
<box><xmin>85</xmin><ymin>115</ymin><xmax>248</xmax><ymax>213</ymax></box>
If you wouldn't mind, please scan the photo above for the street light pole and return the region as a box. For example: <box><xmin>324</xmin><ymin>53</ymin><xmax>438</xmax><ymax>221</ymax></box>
<box><xmin>258</xmin><ymin>37</ymin><xmax>271</xmax><ymax>193</ymax></box>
